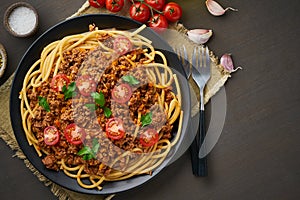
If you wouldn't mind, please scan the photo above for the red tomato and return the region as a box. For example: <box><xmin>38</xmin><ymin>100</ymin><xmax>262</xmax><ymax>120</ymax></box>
<box><xmin>129</xmin><ymin>2</ymin><xmax>151</xmax><ymax>23</ymax></box>
<box><xmin>111</xmin><ymin>83</ymin><xmax>132</xmax><ymax>104</ymax></box>
<box><xmin>44</xmin><ymin>126</ymin><xmax>60</xmax><ymax>146</ymax></box>
<box><xmin>105</xmin><ymin>118</ymin><xmax>125</xmax><ymax>140</ymax></box>
<box><xmin>163</xmin><ymin>2</ymin><xmax>182</xmax><ymax>22</ymax></box>
<box><xmin>89</xmin><ymin>0</ymin><xmax>105</xmax><ymax>8</ymax></box>
<box><xmin>75</xmin><ymin>75</ymin><xmax>97</xmax><ymax>96</ymax></box>
<box><xmin>51</xmin><ymin>74</ymin><xmax>70</xmax><ymax>92</ymax></box>
<box><xmin>139</xmin><ymin>128</ymin><xmax>159</xmax><ymax>147</ymax></box>
<box><xmin>64</xmin><ymin>123</ymin><xmax>86</xmax><ymax>145</ymax></box>
<box><xmin>97</xmin><ymin>0</ymin><xmax>106</xmax><ymax>7</ymax></box>
<box><xmin>145</xmin><ymin>0</ymin><xmax>165</xmax><ymax>11</ymax></box>
<box><xmin>106</xmin><ymin>0</ymin><xmax>124</xmax><ymax>12</ymax></box>
<box><xmin>148</xmin><ymin>14</ymin><xmax>168</xmax><ymax>32</ymax></box>
<box><xmin>113</xmin><ymin>36</ymin><xmax>132</xmax><ymax>55</ymax></box>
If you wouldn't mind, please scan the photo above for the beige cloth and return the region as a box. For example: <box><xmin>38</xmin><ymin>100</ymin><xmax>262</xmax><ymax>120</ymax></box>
<box><xmin>0</xmin><ymin>1</ymin><xmax>232</xmax><ymax>200</ymax></box>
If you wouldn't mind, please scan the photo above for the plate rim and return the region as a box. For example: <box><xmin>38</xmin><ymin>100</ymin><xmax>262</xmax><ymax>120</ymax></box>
<box><xmin>9</xmin><ymin>14</ymin><xmax>191</xmax><ymax>195</ymax></box>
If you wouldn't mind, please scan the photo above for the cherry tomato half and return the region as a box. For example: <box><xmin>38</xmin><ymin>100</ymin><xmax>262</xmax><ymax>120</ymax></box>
<box><xmin>148</xmin><ymin>14</ymin><xmax>168</xmax><ymax>32</ymax></box>
<box><xmin>139</xmin><ymin>128</ymin><xmax>159</xmax><ymax>147</ymax></box>
<box><xmin>111</xmin><ymin>83</ymin><xmax>132</xmax><ymax>104</ymax></box>
<box><xmin>105</xmin><ymin>117</ymin><xmax>125</xmax><ymax>140</ymax></box>
<box><xmin>106</xmin><ymin>0</ymin><xmax>124</xmax><ymax>13</ymax></box>
<box><xmin>113</xmin><ymin>36</ymin><xmax>132</xmax><ymax>55</ymax></box>
<box><xmin>129</xmin><ymin>2</ymin><xmax>151</xmax><ymax>23</ymax></box>
<box><xmin>44</xmin><ymin>126</ymin><xmax>60</xmax><ymax>146</ymax></box>
<box><xmin>145</xmin><ymin>0</ymin><xmax>165</xmax><ymax>11</ymax></box>
<box><xmin>163</xmin><ymin>2</ymin><xmax>182</xmax><ymax>22</ymax></box>
<box><xmin>89</xmin><ymin>0</ymin><xmax>105</xmax><ymax>7</ymax></box>
<box><xmin>64</xmin><ymin>123</ymin><xmax>86</xmax><ymax>145</ymax></box>
<box><xmin>51</xmin><ymin>74</ymin><xmax>70</xmax><ymax>92</ymax></box>
<box><xmin>75</xmin><ymin>75</ymin><xmax>97</xmax><ymax>96</ymax></box>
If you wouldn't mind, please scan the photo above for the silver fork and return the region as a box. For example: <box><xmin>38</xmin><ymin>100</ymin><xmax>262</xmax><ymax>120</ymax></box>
<box><xmin>174</xmin><ymin>45</ymin><xmax>191</xmax><ymax>79</ymax></box>
<box><xmin>191</xmin><ymin>46</ymin><xmax>211</xmax><ymax>176</ymax></box>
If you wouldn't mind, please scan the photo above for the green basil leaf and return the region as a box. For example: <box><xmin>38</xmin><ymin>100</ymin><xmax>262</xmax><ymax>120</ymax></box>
<box><xmin>92</xmin><ymin>138</ymin><xmax>100</xmax><ymax>155</ymax></box>
<box><xmin>122</xmin><ymin>75</ymin><xmax>140</xmax><ymax>85</ymax></box>
<box><xmin>83</xmin><ymin>154</ymin><xmax>94</xmax><ymax>160</ymax></box>
<box><xmin>77</xmin><ymin>146</ymin><xmax>92</xmax><ymax>156</ymax></box>
<box><xmin>62</xmin><ymin>85</ymin><xmax>67</xmax><ymax>93</ymax></box>
<box><xmin>68</xmin><ymin>82</ymin><xmax>76</xmax><ymax>91</ymax></box>
<box><xmin>85</xmin><ymin>104</ymin><xmax>98</xmax><ymax>111</ymax></box>
<box><xmin>141</xmin><ymin>112</ymin><xmax>152</xmax><ymax>127</ymax></box>
<box><xmin>38</xmin><ymin>96</ymin><xmax>50</xmax><ymax>112</ymax></box>
<box><xmin>63</xmin><ymin>82</ymin><xmax>77</xmax><ymax>100</ymax></box>
<box><xmin>103</xmin><ymin>107</ymin><xmax>112</xmax><ymax>118</ymax></box>
<box><xmin>91</xmin><ymin>92</ymin><xmax>105</xmax><ymax>107</ymax></box>
<box><xmin>78</xmin><ymin>139</ymin><xmax>100</xmax><ymax>160</ymax></box>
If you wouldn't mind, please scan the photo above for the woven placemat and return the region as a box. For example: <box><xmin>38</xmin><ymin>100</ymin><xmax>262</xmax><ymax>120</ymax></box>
<box><xmin>0</xmin><ymin>1</ymin><xmax>233</xmax><ymax>200</ymax></box>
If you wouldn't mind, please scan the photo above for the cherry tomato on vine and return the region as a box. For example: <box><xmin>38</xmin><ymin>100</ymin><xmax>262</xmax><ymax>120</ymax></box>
<box><xmin>106</xmin><ymin>0</ymin><xmax>124</xmax><ymax>12</ymax></box>
<box><xmin>51</xmin><ymin>74</ymin><xmax>70</xmax><ymax>92</ymax></box>
<box><xmin>145</xmin><ymin>0</ymin><xmax>165</xmax><ymax>11</ymax></box>
<box><xmin>97</xmin><ymin>0</ymin><xmax>106</xmax><ymax>7</ymax></box>
<box><xmin>64</xmin><ymin>123</ymin><xmax>86</xmax><ymax>145</ymax></box>
<box><xmin>44</xmin><ymin>126</ymin><xmax>60</xmax><ymax>146</ymax></box>
<box><xmin>139</xmin><ymin>128</ymin><xmax>159</xmax><ymax>147</ymax></box>
<box><xmin>111</xmin><ymin>83</ymin><xmax>132</xmax><ymax>103</ymax></box>
<box><xmin>129</xmin><ymin>2</ymin><xmax>151</xmax><ymax>23</ymax></box>
<box><xmin>148</xmin><ymin>14</ymin><xmax>168</xmax><ymax>32</ymax></box>
<box><xmin>89</xmin><ymin>0</ymin><xmax>105</xmax><ymax>8</ymax></box>
<box><xmin>105</xmin><ymin>117</ymin><xmax>125</xmax><ymax>140</ymax></box>
<box><xmin>163</xmin><ymin>2</ymin><xmax>182</xmax><ymax>22</ymax></box>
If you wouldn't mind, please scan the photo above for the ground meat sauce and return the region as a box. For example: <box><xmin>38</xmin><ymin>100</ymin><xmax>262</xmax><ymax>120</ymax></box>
<box><xmin>28</xmin><ymin>35</ymin><xmax>174</xmax><ymax>175</ymax></box>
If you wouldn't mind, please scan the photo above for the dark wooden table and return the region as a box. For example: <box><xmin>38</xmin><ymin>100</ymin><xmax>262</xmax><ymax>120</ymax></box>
<box><xmin>1</xmin><ymin>0</ymin><xmax>299</xmax><ymax>199</ymax></box>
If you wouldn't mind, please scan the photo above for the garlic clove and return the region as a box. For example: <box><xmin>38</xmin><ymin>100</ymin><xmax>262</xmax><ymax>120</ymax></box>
<box><xmin>220</xmin><ymin>53</ymin><xmax>242</xmax><ymax>72</ymax></box>
<box><xmin>205</xmin><ymin>0</ymin><xmax>237</xmax><ymax>16</ymax></box>
<box><xmin>187</xmin><ymin>29</ymin><xmax>213</xmax><ymax>44</ymax></box>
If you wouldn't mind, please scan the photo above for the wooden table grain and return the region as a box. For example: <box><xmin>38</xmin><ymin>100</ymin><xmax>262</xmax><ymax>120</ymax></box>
<box><xmin>1</xmin><ymin>0</ymin><xmax>299</xmax><ymax>199</ymax></box>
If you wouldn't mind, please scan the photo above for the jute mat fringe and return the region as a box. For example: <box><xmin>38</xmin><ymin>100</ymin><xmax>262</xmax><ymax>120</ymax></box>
<box><xmin>0</xmin><ymin>1</ymin><xmax>234</xmax><ymax>199</ymax></box>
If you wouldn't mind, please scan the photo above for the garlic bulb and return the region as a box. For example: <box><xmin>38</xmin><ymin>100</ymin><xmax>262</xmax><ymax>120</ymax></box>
<box><xmin>205</xmin><ymin>0</ymin><xmax>237</xmax><ymax>16</ymax></box>
<box><xmin>220</xmin><ymin>53</ymin><xmax>242</xmax><ymax>72</ymax></box>
<box><xmin>187</xmin><ymin>29</ymin><xmax>213</xmax><ymax>44</ymax></box>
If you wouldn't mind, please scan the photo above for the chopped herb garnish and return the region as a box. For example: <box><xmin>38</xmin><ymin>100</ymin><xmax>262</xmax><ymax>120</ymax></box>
<box><xmin>62</xmin><ymin>82</ymin><xmax>77</xmax><ymax>100</ymax></box>
<box><xmin>38</xmin><ymin>96</ymin><xmax>50</xmax><ymax>112</ymax></box>
<box><xmin>77</xmin><ymin>138</ymin><xmax>100</xmax><ymax>160</ymax></box>
<box><xmin>89</xmin><ymin>92</ymin><xmax>111</xmax><ymax>118</ymax></box>
<box><xmin>103</xmin><ymin>106</ymin><xmax>112</xmax><ymax>118</ymax></box>
<box><xmin>141</xmin><ymin>112</ymin><xmax>152</xmax><ymax>127</ymax></box>
<box><xmin>122</xmin><ymin>75</ymin><xmax>140</xmax><ymax>85</ymax></box>
<box><xmin>91</xmin><ymin>91</ymin><xmax>105</xmax><ymax>107</ymax></box>
<box><xmin>85</xmin><ymin>103</ymin><xmax>98</xmax><ymax>111</ymax></box>
<box><xmin>91</xmin><ymin>138</ymin><xmax>100</xmax><ymax>155</ymax></box>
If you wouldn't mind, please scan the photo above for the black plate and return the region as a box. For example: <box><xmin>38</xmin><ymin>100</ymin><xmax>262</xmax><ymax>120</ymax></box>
<box><xmin>10</xmin><ymin>14</ymin><xmax>191</xmax><ymax>195</ymax></box>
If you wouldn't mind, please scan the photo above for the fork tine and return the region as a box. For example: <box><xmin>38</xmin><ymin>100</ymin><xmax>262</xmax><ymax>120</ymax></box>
<box><xmin>175</xmin><ymin>45</ymin><xmax>191</xmax><ymax>78</ymax></box>
<box><xmin>192</xmin><ymin>47</ymin><xmax>197</xmax><ymax>69</ymax></box>
<box><xmin>182</xmin><ymin>45</ymin><xmax>191</xmax><ymax>78</ymax></box>
<box><xmin>205</xmin><ymin>47</ymin><xmax>210</xmax><ymax>70</ymax></box>
<box><xmin>199</xmin><ymin>47</ymin><xmax>203</xmax><ymax>69</ymax></box>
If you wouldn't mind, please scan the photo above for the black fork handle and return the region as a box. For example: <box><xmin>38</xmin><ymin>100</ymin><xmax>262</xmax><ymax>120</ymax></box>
<box><xmin>190</xmin><ymin>110</ymin><xmax>208</xmax><ymax>176</ymax></box>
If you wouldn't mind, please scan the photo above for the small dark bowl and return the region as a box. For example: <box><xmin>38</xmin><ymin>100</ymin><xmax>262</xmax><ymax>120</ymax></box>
<box><xmin>3</xmin><ymin>2</ymin><xmax>38</xmax><ymax>38</ymax></box>
<box><xmin>0</xmin><ymin>43</ymin><xmax>7</xmax><ymax>78</ymax></box>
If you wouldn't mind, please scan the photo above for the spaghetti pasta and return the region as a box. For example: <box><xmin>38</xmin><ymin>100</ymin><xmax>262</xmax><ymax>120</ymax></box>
<box><xmin>19</xmin><ymin>24</ymin><xmax>183</xmax><ymax>190</ymax></box>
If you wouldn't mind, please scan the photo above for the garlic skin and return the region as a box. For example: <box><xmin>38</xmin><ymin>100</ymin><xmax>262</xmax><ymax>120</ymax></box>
<box><xmin>205</xmin><ymin>0</ymin><xmax>238</xmax><ymax>16</ymax></box>
<box><xmin>220</xmin><ymin>53</ymin><xmax>242</xmax><ymax>72</ymax></box>
<box><xmin>187</xmin><ymin>29</ymin><xmax>213</xmax><ymax>44</ymax></box>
